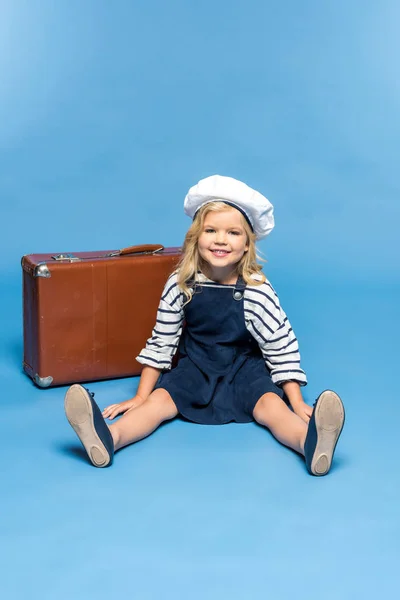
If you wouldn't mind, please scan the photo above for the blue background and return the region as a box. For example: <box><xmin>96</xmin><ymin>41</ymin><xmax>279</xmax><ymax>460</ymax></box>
<box><xmin>1</xmin><ymin>1</ymin><xmax>399</xmax><ymax>599</ymax></box>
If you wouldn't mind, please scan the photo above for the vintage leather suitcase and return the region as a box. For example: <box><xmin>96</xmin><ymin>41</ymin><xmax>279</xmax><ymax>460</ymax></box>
<box><xmin>22</xmin><ymin>244</ymin><xmax>181</xmax><ymax>387</ymax></box>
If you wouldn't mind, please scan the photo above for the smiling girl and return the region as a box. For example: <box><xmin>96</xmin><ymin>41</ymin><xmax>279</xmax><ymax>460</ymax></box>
<box><xmin>64</xmin><ymin>175</ymin><xmax>345</xmax><ymax>476</ymax></box>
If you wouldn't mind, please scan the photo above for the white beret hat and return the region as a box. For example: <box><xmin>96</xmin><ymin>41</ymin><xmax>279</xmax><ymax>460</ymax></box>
<box><xmin>184</xmin><ymin>175</ymin><xmax>274</xmax><ymax>240</ymax></box>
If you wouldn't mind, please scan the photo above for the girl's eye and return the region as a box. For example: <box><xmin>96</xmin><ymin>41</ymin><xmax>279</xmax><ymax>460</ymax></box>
<box><xmin>204</xmin><ymin>229</ymin><xmax>241</xmax><ymax>235</ymax></box>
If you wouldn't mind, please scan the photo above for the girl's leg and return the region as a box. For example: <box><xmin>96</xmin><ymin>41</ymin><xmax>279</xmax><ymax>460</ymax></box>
<box><xmin>65</xmin><ymin>384</ymin><xmax>178</xmax><ymax>467</ymax></box>
<box><xmin>109</xmin><ymin>388</ymin><xmax>178</xmax><ymax>451</ymax></box>
<box><xmin>253</xmin><ymin>392</ymin><xmax>307</xmax><ymax>455</ymax></box>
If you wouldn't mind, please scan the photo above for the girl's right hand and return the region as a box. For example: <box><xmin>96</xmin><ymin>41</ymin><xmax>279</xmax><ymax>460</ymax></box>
<box><xmin>102</xmin><ymin>395</ymin><xmax>146</xmax><ymax>420</ymax></box>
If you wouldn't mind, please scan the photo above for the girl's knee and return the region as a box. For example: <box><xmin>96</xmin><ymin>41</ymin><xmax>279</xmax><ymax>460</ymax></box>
<box><xmin>253</xmin><ymin>392</ymin><xmax>284</xmax><ymax>424</ymax></box>
<box><xmin>147</xmin><ymin>388</ymin><xmax>178</xmax><ymax>421</ymax></box>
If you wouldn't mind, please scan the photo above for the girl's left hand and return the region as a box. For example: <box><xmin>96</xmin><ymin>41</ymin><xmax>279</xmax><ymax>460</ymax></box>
<box><xmin>292</xmin><ymin>401</ymin><xmax>313</xmax><ymax>423</ymax></box>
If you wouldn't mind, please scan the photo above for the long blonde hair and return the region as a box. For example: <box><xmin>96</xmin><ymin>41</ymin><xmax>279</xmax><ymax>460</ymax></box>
<box><xmin>176</xmin><ymin>202</ymin><xmax>266</xmax><ymax>303</ymax></box>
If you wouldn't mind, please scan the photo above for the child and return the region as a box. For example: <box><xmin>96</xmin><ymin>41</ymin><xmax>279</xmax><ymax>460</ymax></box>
<box><xmin>64</xmin><ymin>175</ymin><xmax>345</xmax><ymax>476</ymax></box>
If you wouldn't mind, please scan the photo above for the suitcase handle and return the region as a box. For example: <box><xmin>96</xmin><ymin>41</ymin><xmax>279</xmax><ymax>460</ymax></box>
<box><xmin>106</xmin><ymin>244</ymin><xmax>164</xmax><ymax>257</ymax></box>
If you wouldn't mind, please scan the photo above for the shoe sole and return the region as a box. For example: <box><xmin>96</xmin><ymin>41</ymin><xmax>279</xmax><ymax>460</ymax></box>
<box><xmin>64</xmin><ymin>384</ymin><xmax>111</xmax><ymax>468</ymax></box>
<box><xmin>310</xmin><ymin>390</ymin><xmax>345</xmax><ymax>476</ymax></box>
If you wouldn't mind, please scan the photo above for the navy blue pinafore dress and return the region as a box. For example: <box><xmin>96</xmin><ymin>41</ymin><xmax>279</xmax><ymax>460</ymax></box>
<box><xmin>154</xmin><ymin>276</ymin><xmax>284</xmax><ymax>424</ymax></box>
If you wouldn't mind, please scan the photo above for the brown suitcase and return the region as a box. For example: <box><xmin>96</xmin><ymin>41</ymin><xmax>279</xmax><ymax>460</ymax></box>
<box><xmin>22</xmin><ymin>244</ymin><xmax>181</xmax><ymax>388</ymax></box>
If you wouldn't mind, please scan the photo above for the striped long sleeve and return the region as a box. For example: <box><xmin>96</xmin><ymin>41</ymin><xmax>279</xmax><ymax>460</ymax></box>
<box><xmin>136</xmin><ymin>272</ymin><xmax>184</xmax><ymax>370</ymax></box>
<box><xmin>244</xmin><ymin>280</ymin><xmax>307</xmax><ymax>386</ymax></box>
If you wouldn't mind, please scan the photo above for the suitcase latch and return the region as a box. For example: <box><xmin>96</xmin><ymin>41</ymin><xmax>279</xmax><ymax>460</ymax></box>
<box><xmin>51</xmin><ymin>253</ymin><xmax>81</xmax><ymax>262</ymax></box>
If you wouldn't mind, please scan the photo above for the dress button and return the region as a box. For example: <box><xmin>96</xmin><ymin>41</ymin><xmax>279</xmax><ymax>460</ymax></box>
<box><xmin>233</xmin><ymin>291</ymin><xmax>242</xmax><ymax>300</ymax></box>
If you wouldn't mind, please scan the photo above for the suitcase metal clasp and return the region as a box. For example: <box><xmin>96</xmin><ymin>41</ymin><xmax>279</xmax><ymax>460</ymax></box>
<box><xmin>51</xmin><ymin>253</ymin><xmax>81</xmax><ymax>262</ymax></box>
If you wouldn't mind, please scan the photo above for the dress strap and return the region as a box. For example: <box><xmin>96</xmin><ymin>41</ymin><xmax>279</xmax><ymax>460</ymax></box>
<box><xmin>232</xmin><ymin>274</ymin><xmax>246</xmax><ymax>301</ymax></box>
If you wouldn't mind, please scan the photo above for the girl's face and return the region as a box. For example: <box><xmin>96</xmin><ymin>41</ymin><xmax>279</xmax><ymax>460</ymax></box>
<box><xmin>197</xmin><ymin>208</ymin><xmax>249</xmax><ymax>281</ymax></box>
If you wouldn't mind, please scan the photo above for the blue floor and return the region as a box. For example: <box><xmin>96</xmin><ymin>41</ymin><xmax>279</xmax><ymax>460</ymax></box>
<box><xmin>2</xmin><ymin>277</ymin><xmax>400</xmax><ymax>599</ymax></box>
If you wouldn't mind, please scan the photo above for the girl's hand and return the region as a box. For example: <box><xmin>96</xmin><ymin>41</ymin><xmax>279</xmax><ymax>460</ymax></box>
<box><xmin>281</xmin><ymin>382</ymin><xmax>312</xmax><ymax>424</ymax></box>
<box><xmin>102</xmin><ymin>395</ymin><xmax>146</xmax><ymax>420</ymax></box>
<box><xmin>292</xmin><ymin>401</ymin><xmax>313</xmax><ymax>423</ymax></box>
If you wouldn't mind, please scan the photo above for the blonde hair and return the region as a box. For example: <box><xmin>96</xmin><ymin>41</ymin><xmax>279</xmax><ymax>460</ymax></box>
<box><xmin>176</xmin><ymin>202</ymin><xmax>266</xmax><ymax>304</ymax></box>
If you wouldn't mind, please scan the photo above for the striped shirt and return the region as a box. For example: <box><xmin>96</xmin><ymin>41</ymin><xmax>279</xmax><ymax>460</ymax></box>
<box><xmin>136</xmin><ymin>271</ymin><xmax>307</xmax><ymax>386</ymax></box>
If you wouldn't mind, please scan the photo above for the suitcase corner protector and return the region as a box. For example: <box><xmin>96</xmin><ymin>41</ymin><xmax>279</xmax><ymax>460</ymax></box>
<box><xmin>34</xmin><ymin>374</ymin><xmax>54</xmax><ymax>388</ymax></box>
<box><xmin>34</xmin><ymin>263</ymin><xmax>51</xmax><ymax>278</ymax></box>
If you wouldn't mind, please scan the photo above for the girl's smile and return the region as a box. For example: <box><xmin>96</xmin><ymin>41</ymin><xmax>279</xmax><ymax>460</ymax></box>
<box><xmin>210</xmin><ymin>249</ymin><xmax>231</xmax><ymax>257</ymax></box>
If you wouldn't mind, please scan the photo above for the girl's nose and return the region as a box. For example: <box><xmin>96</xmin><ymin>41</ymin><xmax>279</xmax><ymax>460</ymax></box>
<box><xmin>216</xmin><ymin>232</ymin><xmax>227</xmax><ymax>244</ymax></box>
